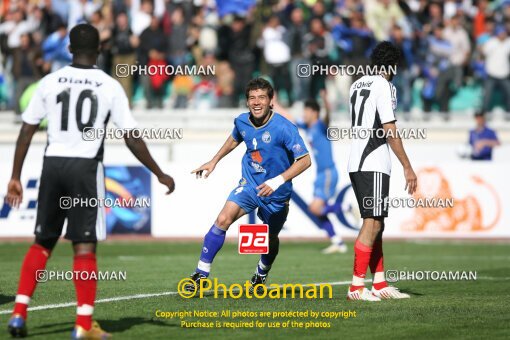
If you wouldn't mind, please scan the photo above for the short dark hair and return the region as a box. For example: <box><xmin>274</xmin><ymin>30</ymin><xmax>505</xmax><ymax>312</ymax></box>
<box><xmin>304</xmin><ymin>99</ymin><xmax>320</xmax><ymax>113</ymax></box>
<box><xmin>245</xmin><ymin>78</ymin><xmax>274</xmax><ymax>100</ymax></box>
<box><xmin>233</xmin><ymin>15</ymin><xmax>246</xmax><ymax>23</ymax></box>
<box><xmin>69</xmin><ymin>24</ymin><xmax>100</xmax><ymax>55</ymax></box>
<box><xmin>474</xmin><ymin>110</ymin><xmax>486</xmax><ymax>118</ymax></box>
<box><xmin>370</xmin><ymin>41</ymin><xmax>400</xmax><ymax>73</ymax></box>
<box><xmin>56</xmin><ymin>20</ymin><xmax>67</xmax><ymax>30</ymax></box>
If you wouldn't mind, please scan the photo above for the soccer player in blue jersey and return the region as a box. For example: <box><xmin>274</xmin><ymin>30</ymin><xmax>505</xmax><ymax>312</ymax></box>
<box><xmin>274</xmin><ymin>91</ymin><xmax>347</xmax><ymax>254</ymax></box>
<box><xmin>186</xmin><ymin>78</ymin><xmax>311</xmax><ymax>291</ymax></box>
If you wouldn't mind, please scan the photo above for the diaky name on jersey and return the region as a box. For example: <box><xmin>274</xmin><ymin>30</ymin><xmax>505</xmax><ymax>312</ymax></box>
<box><xmin>58</xmin><ymin>77</ymin><xmax>103</xmax><ymax>87</ymax></box>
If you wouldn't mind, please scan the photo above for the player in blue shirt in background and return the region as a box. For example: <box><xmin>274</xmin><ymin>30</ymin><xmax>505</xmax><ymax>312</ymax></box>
<box><xmin>275</xmin><ymin>90</ymin><xmax>347</xmax><ymax>254</ymax></box>
<box><xmin>186</xmin><ymin>78</ymin><xmax>311</xmax><ymax>291</ymax></box>
<box><xmin>469</xmin><ymin>112</ymin><xmax>500</xmax><ymax>160</ymax></box>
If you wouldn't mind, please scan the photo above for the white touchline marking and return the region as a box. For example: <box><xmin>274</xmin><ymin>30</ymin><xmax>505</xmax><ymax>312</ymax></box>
<box><xmin>0</xmin><ymin>279</ymin><xmax>366</xmax><ymax>315</ymax></box>
<box><xmin>477</xmin><ymin>276</ymin><xmax>510</xmax><ymax>281</ymax></box>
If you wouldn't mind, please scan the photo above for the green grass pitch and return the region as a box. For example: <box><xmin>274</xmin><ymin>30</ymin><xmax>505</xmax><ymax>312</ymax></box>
<box><xmin>0</xmin><ymin>240</ymin><xmax>509</xmax><ymax>339</ymax></box>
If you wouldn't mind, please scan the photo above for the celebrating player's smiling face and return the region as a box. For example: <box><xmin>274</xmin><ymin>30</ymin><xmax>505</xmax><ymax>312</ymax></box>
<box><xmin>247</xmin><ymin>89</ymin><xmax>273</xmax><ymax>123</ymax></box>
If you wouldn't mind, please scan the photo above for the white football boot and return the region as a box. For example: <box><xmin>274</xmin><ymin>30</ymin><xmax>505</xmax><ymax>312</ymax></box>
<box><xmin>322</xmin><ymin>243</ymin><xmax>348</xmax><ymax>254</ymax></box>
<box><xmin>347</xmin><ymin>287</ymin><xmax>381</xmax><ymax>301</ymax></box>
<box><xmin>371</xmin><ymin>286</ymin><xmax>410</xmax><ymax>299</ymax></box>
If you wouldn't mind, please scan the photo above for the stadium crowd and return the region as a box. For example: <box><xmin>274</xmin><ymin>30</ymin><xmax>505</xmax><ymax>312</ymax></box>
<box><xmin>0</xmin><ymin>0</ymin><xmax>510</xmax><ymax>119</ymax></box>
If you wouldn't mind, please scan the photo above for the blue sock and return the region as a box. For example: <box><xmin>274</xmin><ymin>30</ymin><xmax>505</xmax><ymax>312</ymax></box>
<box><xmin>257</xmin><ymin>259</ymin><xmax>271</xmax><ymax>276</ymax></box>
<box><xmin>196</xmin><ymin>224</ymin><xmax>226</xmax><ymax>277</ymax></box>
<box><xmin>318</xmin><ymin>216</ymin><xmax>336</xmax><ymax>238</ymax></box>
<box><xmin>321</xmin><ymin>203</ymin><xmax>340</xmax><ymax>215</ymax></box>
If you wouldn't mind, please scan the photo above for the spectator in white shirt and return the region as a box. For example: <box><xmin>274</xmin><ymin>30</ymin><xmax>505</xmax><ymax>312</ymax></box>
<box><xmin>131</xmin><ymin>0</ymin><xmax>153</xmax><ymax>37</ymax></box>
<box><xmin>0</xmin><ymin>9</ymin><xmax>39</xmax><ymax>49</ymax></box>
<box><xmin>259</xmin><ymin>15</ymin><xmax>293</xmax><ymax>105</ymax></box>
<box><xmin>435</xmin><ymin>14</ymin><xmax>471</xmax><ymax>119</ymax></box>
<box><xmin>481</xmin><ymin>25</ymin><xmax>510</xmax><ymax>120</ymax></box>
<box><xmin>67</xmin><ymin>0</ymin><xmax>102</xmax><ymax>29</ymax></box>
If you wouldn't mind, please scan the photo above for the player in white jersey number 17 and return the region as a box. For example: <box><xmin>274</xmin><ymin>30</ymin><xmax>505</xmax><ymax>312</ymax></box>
<box><xmin>346</xmin><ymin>41</ymin><xmax>417</xmax><ymax>301</ymax></box>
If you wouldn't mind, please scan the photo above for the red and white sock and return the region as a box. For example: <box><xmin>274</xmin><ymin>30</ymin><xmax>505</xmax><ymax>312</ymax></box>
<box><xmin>350</xmin><ymin>240</ymin><xmax>372</xmax><ymax>292</ymax></box>
<box><xmin>370</xmin><ymin>239</ymin><xmax>388</xmax><ymax>290</ymax></box>
<box><xmin>12</xmin><ymin>244</ymin><xmax>51</xmax><ymax>319</ymax></box>
<box><xmin>73</xmin><ymin>253</ymin><xmax>97</xmax><ymax>331</ymax></box>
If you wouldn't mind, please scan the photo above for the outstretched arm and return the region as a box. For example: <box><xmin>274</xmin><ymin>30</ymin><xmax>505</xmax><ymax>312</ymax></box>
<box><xmin>6</xmin><ymin>123</ymin><xmax>39</xmax><ymax>208</ymax></box>
<box><xmin>124</xmin><ymin>135</ymin><xmax>175</xmax><ymax>194</ymax></box>
<box><xmin>383</xmin><ymin>122</ymin><xmax>417</xmax><ymax>195</ymax></box>
<box><xmin>191</xmin><ymin>135</ymin><xmax>240</xmax><ymax>178</ymax></box>
<box><xmin>257</xmin><ymin>154</ymin><xmax>312</xmax><ymax>197</ymax></box>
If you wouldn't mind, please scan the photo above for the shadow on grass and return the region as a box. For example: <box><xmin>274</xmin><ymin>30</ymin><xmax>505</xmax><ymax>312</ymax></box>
<box><xmin>28</xmin><ymin>317</ymin><xmax>176</xmax><ymax>337</ymax></box>
<box><xmin>0</xmin><ymin>294</ymin><xmax>15</xmax><ymax>307</ymax></box>
<box><xmin>97</xmin><ymin>317</ymin><xmax>178</xmax><ymax>333</ymax></box>
<box><xmin>399</xmin><ymin>288</ymin><xmax>423</xmax><ymax>297</ymax></box>
<box><xmin>27</xmin><ymin>322</ymin><xmax>74</xmax><ymax>337</ymax></box>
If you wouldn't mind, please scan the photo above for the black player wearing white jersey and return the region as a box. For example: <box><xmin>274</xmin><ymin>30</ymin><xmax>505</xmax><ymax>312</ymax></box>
<box><xmin>6</xmin><ymin>24</ymin><xmax>175</xmax><ymax>339</ymax></box>
<box><xmin>346</xmin><ymin>42</ymin><xmax>417</xmax><ymax>301</ymax></box>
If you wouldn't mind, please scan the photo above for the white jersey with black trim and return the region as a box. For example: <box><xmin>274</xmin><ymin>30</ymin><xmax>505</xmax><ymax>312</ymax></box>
<box><xmin>347</xmin><ymin>75</ymin><xmax>397</xmax><ymax>176</ymax></box>
<box><xmin>22</xmin><ymin>64</ymin><xmax>137</xmax><ymax>160</ymax></box>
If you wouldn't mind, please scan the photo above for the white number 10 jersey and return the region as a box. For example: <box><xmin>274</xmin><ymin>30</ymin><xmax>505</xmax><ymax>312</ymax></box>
<box><xmin>347</xmin><ymin>75</ymin><xmax>397</xmax><ymax>176</ymax></box>
<box><xmin>22</xmin><ymin>64</ymin><xmax>137</xmax><ymax>160</ymax></box>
